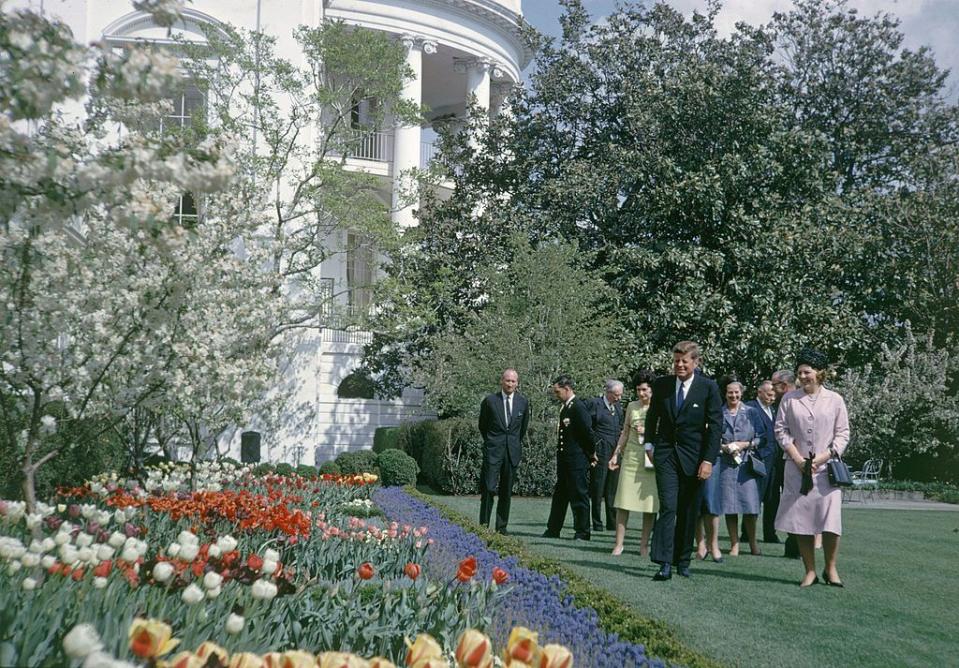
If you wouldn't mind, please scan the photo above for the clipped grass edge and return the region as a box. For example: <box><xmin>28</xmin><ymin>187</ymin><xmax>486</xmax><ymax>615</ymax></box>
<box><xmin>406</xmin><ymin>487</ymin><xmax>723</xmax><ymax>668</ymax></box>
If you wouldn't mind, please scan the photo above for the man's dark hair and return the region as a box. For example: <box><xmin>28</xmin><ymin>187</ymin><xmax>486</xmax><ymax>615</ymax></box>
<box><xmin>552</xmin><ymin>374</ymin><xmax>575</xmax><ymax>389</ymax></box>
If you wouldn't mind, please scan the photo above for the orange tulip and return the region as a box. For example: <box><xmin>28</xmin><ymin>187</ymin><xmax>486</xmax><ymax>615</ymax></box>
<box><xmin>538</xmin><ymin>645</ymin><xmax>573</xmax><ymax>668</ymax></box>
<box><xmin>455</xmin><ymin>556</ymin><xmax>477</xmax><ymax>583</ymax></box>
<box><xmin>357</xmin><ymin>562</ymin><xmax>375</xmax><ymax>580</ymax></box>
<box><xmin>491</xmin><ymin>567</ymin><xmax>509</xmax><ymax>585</ymax></box>
<box><xmin>403</xmin><ymin>562</ymin><xmax>421</xmax><ymax>581</ymax></box>
<box><xmin>504</xmin><ymin>627</ymin><xmax>540</xmax><ymax>666</ymax></box>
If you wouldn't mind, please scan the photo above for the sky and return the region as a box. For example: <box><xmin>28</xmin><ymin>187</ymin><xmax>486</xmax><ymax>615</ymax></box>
<box><xmin>521</xmin><ymin>0</ymin><xmax>959</xmax><ymax>97</ymax></box>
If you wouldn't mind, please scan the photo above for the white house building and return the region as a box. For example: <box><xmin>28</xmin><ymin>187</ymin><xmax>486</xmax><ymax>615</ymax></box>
<box><xmin>13</xmin><ymin>0</ymin><xmax>530</xmax><ymax>463</ymax></box>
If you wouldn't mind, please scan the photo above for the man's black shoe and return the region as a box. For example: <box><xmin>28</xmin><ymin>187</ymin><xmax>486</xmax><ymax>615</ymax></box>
<box><xmin>653</xmin><ymin>564</ymin><xmax>672</xmax><ymax>581</ymax></box>
<box><xmin>592</xmin><ymin>525</ymin><xmax>605</xmax><ymax>532</ymax></box>
<box><xmin>677</xmin><ymin>565</ymin><xmax>691</xmax><ymax>578</ymax></box>
<box><xmin>541</xmin><ymin>530</ymin><xmax>560</xmax><ymax>538</ymax></box>
<box><xmin>573</xmin><ymin>533</ymin><xmax>591</xmax><ymax>541</ymax></box>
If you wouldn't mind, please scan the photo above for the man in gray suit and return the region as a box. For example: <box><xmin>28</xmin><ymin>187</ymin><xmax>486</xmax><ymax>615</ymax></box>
<box><xmin>588</xmin><ymin>379</ymin><xmax>625</xmax><ymax>531</ymax></box>
<box><xmin>478</xmin><ymin>368</ymin><xmax>530</xmax><ymax>534</ymax></box>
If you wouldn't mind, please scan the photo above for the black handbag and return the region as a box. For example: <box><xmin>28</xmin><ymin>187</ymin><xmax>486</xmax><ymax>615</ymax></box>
<box><xmin>827</xmin><ymin>452</ymin><xmax>853</xmax><ymax>487</ymax></box>
<box><xmin>748</xmin><ymin>453</ymin><xmax>767</xmax><ymax>478</ymax></box>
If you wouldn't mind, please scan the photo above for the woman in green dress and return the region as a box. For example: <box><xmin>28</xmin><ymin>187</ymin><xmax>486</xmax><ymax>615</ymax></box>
<box><xmin>608</xmin><ymin>370</ymin><xmax>659</xmax><ymax>556</ymax></box>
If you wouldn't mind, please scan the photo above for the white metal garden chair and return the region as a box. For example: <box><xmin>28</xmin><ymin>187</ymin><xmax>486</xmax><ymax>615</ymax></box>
<box><xmin>849</xmin><ymin>458</ymin><xmax>883</xmax><ymax>502</ymax></box>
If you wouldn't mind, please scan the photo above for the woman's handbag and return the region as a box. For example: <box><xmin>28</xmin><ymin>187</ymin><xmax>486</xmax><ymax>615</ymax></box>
<box><xmin>747</xmin><ymin>452</ymin><xmax>767</xmax><ymax>478</ymax></box>
<box><xmin>827</xmin><ymin>453</ymin><xmax>853</xmax><ymax>487</ymax></box>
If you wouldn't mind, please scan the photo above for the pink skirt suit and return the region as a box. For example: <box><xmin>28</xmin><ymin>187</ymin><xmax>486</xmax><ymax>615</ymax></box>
<box><xmin>773</xmin><ymin>388</ymin><xmax>850</xmax><ymax>536</ymax></box>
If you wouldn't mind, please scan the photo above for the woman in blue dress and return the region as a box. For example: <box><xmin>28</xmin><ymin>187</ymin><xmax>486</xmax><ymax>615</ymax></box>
<box><xmin>718</xmin><ymin>381</ymin><xmax>768</xmax><ymax>556</ymax></box>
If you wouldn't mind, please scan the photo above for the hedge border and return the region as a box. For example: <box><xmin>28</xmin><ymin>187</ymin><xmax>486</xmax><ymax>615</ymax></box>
<box><xmin>406</xmin><ymin>487</ymin><xmax>722</xmax><ymax>668</ymax></box>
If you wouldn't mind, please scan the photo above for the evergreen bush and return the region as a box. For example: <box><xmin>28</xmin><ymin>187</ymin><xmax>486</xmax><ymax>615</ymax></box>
<box><xmin>318</xmin><ymin>460</ymin><xmax>341</xmax><ymax>475</ymax></box>
<box><xmin>273</xmin><ymin>462</ymin><xmax>295</xmax><ymax>476</ymax></box>
<box><xmin>372</xmin><ymin>426</ymin><xmax>402</xmax><ymax>453</ymax></box>
<box><xmin>376</xmin><ymin>449</ymin><xmax>419</xmax><ymax>487</ymax></box>
<box><xmin>335</xmin><ymin>449</ymin><xmax>379</xmax><ymax>474</ymax></box>
<box><xmin>295</xmin><ymin>464</ymin><xmax>317</xmax><ymax>478</ymax></box>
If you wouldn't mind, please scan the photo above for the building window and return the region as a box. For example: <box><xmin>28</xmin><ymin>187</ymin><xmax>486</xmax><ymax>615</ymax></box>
<box><xmin>346</xmin><ymin>232</ymin><xmax>373</xmax><ymax>314</ymax></box>
<box><xmin>172</xmin><ymin>192</ymin><xmax>198</xmax><ymax>227</ymax></box>
<box><xmin>162</xmin><ymin>84</ymin><xmax>206</xmax><ymax>133</ymax></box>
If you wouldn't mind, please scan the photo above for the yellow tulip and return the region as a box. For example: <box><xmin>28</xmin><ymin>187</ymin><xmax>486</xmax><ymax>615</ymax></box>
<box><xmin>405</xmin><ymin>634</ymin><xmax>444</xmax><ymax>665</ymax></box>
<box><xmin>368</xmin><ymin>658</ymin><xmax>398</xmax><ymax>668</ymax></box>
<box><xmin>538</xmin><ymin>645</ymin><xmax>573</xmax><ymax>668</ymax></box>
<box><xmin>229</xmin><ymin>652</ymin><xmax>265</xmax><ymax>668</ymax></box>
<box><xmin>281</xmin><ymin>650</ymin><xmax>317</xmax><ymax>668</ymax></box>
<box><xmin>316</xmin><ymin>651</ymin><xmax>371</xmax><ymax>668</ymax></box>
<box><xmin>504</xmin><ymin>627</ymin><xmax>540</xmax><ymax>666</ymax></box>
<box><xmin>454</xmin><ymin>629</ymin><xmax>493</xmax><ymax>668</ymax></box>
<box><xmin>128</xmin><ymin>618</ymin><xmax>180</xmax><ymax>659</ymax></box>
<box><xmin>195</xmin><ymin>641</ymin><xmax>230</xmax><ymax>664</ymax></box>
<box><xmin>161</xmin><ymin>651</ymin><xmax>205</xmax><ymax>668</ymax></box>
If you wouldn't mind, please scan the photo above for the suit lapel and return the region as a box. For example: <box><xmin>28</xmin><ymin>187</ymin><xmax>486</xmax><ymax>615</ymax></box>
<box><xmin>676</xmin><ymin>375</ymin><xmax>697</xmax><ymax>418</ymax></box>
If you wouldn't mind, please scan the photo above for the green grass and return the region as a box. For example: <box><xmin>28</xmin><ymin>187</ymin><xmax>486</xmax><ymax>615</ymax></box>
<box><xmin>426</xmin><ymin>492</ymin><xmax>959</xmax><ymax>668</ymax></box>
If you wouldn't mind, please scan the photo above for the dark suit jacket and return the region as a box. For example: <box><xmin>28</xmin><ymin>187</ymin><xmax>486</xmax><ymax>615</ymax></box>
<box><xmin>745</xmin><ymin>399</ymin><xmax>776</xmax><ymax>460</ymax></box>
<box><xmin>478</xmin><ymin>391</ymin><xmax>529</xmax><ymax>467</ymax></box>
<box><xmin>644</xmin><ymin>374</ymin><xmax>722</xmax><ymax>476</ymax></box>
<box><xmin>558</xmin><ymin>397</ymin><xmax>598</xmax><ymax>470</ymax></box>
<box><xmin>587</xmin><ymin>396</ymin><xmax>624</xmax><ymax>455</ymax></box>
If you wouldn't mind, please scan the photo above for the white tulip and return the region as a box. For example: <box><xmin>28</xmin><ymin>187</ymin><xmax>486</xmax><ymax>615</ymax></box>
<box><xmin>41</xmin><ymin>555</ymin><xmax>57</xmax><ymax>569</ymax></box>
<box><xmin>178</xmin><ymin>543</ymin><xmax>199</xmax><ymax>562</ymax></box>
<box><xmin>81</xmin><ymin>650</ymin><xmax>117</xmax><ymax>668</ymax></box>
<box><xmin>225</xmin><ymin>613</ymin><xmax>244</xmax><ymax>635</ymax></box>
<box><xmin>25</xmin><ymin>513</ymin><xmax>42</xmax><ymax>529</ymax></box>
<box><xmin>41</xmin><ymin>537</ymin><xmax>55</xmax><ymax>552</ymax></box>
<box><xmin>75</xmin><ymin>533</ymin><xmax>93</xmax><ymax>548</ymax></box>
<box><xmin>93</xmin><ymin>577</ymin><xmax>108</xmax><ymax>589</ymax></box>
<box><xmin>22</xmin><ymin>577</ymin><xmax>37</xmax><ymax>591</ymax></box>
<box><xmin>7</xmin><ymin>561</ymin><xmax>21</xmax><ymax>574</ymax></box>
<box><xmin>216</xmin><ymin>535</ymin><xmax>237</xmax><ymax>553</ymax></box>
<box><xmin>60</xmin><ymin>545</ymin><xmax>79</xmax><ymax>565</ymax></box>
<box><xmin>21</xmin><ymin>552</ymin><xmax>40</xmax><ymax>568</ymax></box>
<box><xmin>202</xmin><ymin>571</ymin><xmax>223</xmax><ymax>589</ymax></box>
<box><xmin>28</xmin><ymin>540</ymin><xmax>45</xmax><ymax>553</ymax></box>
<box><xmin>152</xmin><ymin>561</ymin><xmax>174</xmax><ymax>583</ymax></box>
<box><xmin>57</xmin><ymin>503</ymin><xmax>67</xmax><ymax>513</ymax></box>
<box><xmin>177</xmin><ymin>530</ymin><xmax>198</xmax><ymax>547</ymax></box>
<box><xmin>76</xmin><ymin>547</ymin><xmax>94</xmax><ymax>563</ymax></box>
<box><xmin>166</xmin><ymin>542</ymin><xmax>181</xmax><ymax>558</ymax></box>
<box><xmin>261</xmin><ymin>559</ymin><xmax>277</xmax><ymax>575</ymax></box>
<box><xmin>108</xmin><ymin>532</ymin><xmax>126</xmax><ymax>548</ymax></box>
<box><xmin>263</xmin><ymin>548</ymin><xmax>280</xmax><ymax>563</ymax></box>
<box><xmin>120</xmin><ymin>546</ymin><xmax>139</xmax><ymax>562</ymax></box>
<box><xmin>96</xmin><ymin>545</ymin><xmax>115</xmax><ymax>561</ymax></box>
<box><xmin>250</xmin><ymin>578</ymin><xmax>277</xmax><ymax>601</ymax></box>
<box><xmin>54</xmin><ymin>531</ymin><xmax>71</xmax><ymax>546</ymax></box>
<box><xmin>207</xmin><ymin>544</ymin><xmax>221</xmax><ymax>558</ymax></box>
<box><xmin>63</xmin><ymin>623</ymin><xmax>103</xmax><ymax>658</ymax></box>
<box><xmin>205</xmin><ymin>585</ymin><xmax>221</xmax><ymax>599</ymax></box>
<box><xmin>181</xmin><ymin>583</ymin><xmax>204</xmax><ymax>605</ymax></box>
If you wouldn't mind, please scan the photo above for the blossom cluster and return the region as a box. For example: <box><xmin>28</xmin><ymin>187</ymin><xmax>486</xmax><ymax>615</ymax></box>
<box><xmin>374</xmin><ymin>488</ymin><xmax>662</xmax><ymax>668</ymax></box>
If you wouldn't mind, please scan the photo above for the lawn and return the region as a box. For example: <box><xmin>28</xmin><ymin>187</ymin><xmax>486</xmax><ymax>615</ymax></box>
<box><xmin>428</xmin><ymin>493</ymin><xmax>959</xmax><ymax>668</ymax></box>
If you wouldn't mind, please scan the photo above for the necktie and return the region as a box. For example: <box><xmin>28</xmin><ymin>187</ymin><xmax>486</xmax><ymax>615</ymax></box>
<box><xmin>505</xmin><ymin>395</ymin><xmax>512</xmax><ymax>423</ymax></box>
<box><xmin>676</xmin><ymin>382</ymin><xmax>685</xmax><ymax>411</ymax></box>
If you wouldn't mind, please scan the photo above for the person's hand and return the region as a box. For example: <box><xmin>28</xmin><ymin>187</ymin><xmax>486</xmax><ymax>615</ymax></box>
<box><xmin>634</xmin><ymin>422</ymin><xmax>644</xmax><ymax>434</ymax></box>
<box><xmin>793</xmin><ymin>456</ymin><xmax>806</xmax><ymax>471</ymax></box>
<box><xmin>697</xmin><ymin>461</ymin><xmax>713</xmax><ymax>480</ymax></box>
<box><xmin>590</xmin><ymin>454</ymin><xmax>599</xmax><ymax>467</ymax></box>
<box><xmin>608</xmin><ymin>453</ymin><xmax>620</xmax><ymax>471</ymax></box>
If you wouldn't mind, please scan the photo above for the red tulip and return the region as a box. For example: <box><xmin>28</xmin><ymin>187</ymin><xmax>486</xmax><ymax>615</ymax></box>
<box><xmin>357</xmin><ymin>562</ymin><xmax>375</xmax><ymax>580</ymax></box>
<box><xmin>492</xmin><ymin>567</ymin><xmax>509</xmax><ymax>585</ymax></box>
<box><xmin>403</xmin><ymin>562</ymin><xmax>421</xmax><ymax>580</ymax></box>
<box><xmin>456</xmin><ymin>556</ymin><xmax>478</xmax><ymax>583</ymax></box>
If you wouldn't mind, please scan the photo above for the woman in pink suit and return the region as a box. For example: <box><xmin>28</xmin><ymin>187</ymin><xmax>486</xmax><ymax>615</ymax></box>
<box><xmin>774</xmin><ymin>348</ymin><xmax>850</xmax><ymax>588</ymax></box>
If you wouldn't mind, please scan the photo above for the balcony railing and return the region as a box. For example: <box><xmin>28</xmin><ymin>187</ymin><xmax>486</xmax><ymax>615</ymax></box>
<box><xmin>340</xmin><ymin>130</ymin><xmax>393</xmax><ymax>163</ymax></box>
<box><xmin>420</xmin><ymin>140</ymin><xmax>439</xmax><ymax>169</ymax></box>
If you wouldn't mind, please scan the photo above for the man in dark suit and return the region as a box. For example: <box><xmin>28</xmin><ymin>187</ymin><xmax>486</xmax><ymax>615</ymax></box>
<box><xmin>478</xmin><ymin>368</ymin><xmax>530</xmax><ymax>534</ymax></box>
<box><xmin>769</xmin><ymin>368</ymin><xmax>800</xmax><ymax>556</ymax></box>
<box><xmin>645</xmin><ymin>341</ymin><xmax>722</xmax><ymax>580</ymax></box>
<box><xmin>543</xmin><ymin>374</ymin><xmax>599</xmax><ymax>540</ymax></box>
<box><xmin>745</xmin><ymin>380</ymin><xmax>777</xmax><ymax>541</ymax></box>
<box><xmin>587</xmin><ymin>379</ymin><xmax>625</xmax><ymax>531</ymax></box>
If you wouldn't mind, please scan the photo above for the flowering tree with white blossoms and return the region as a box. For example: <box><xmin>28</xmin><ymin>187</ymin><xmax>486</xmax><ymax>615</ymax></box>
<box><xmin>0</xmin><ymin>1</ymin><xmax>279</xmax><ymax>510</ymax></box>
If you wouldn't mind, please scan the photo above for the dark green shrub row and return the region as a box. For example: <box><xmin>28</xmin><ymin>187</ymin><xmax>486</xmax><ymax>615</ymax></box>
<box><xmin>878</xmin><ymin>479</ymin><xmax>959</xmax><ymax>504</ymax></box>
<box><xmin>375</xmin><ymin>419</ymin><xmax>557</xmax><ymax>496</ymax></box>
<box><xmin>406</xmin><ymin>488</ymin><xmax>719</xmax><ymax>668</ymax></box>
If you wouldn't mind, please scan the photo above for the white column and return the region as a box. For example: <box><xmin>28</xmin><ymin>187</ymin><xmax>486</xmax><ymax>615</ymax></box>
<box><xmin>391</xmin><ymin>36</ymin><xmax>432</xmax><ymax>229</ymax></box>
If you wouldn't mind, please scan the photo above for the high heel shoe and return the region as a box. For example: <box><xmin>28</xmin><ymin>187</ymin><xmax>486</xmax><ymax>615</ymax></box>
<box><xmin>822</xmin><ymin>569</ymin><xmax>844</xmax><ymax>587</ymax></box>
<box><xmin>711</xmin><ymin>553</ymin><xmax>725</xmax><ymax>564</ymax></box>
<box><xmin>611</xmin><ymin>545</ymin><xmax>624</xmax><ymax>556</ymax></box>
<box><xmin>799</xmin><ymin>576</ymin><xmax>820</xmax><ymax>588</ymax></box>
<box><xmin>695</xmin><ymin>550</ymin><xmax>707</xmax><ymax>561</ymax></box>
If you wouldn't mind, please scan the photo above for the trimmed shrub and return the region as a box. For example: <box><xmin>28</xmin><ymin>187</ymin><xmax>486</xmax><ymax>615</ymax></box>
<box><xmin>318</xmin><ymin>460</ymin><xmax>341</xmax><ymax>475</ymax></box>
<box><xmin>295</xmin><ymin>464</ymin><xmax>317</xmax><ymax>478</ymax></box>
<box><xmin>413</xmin><ymin>421</ymin><xmax>449</xmax><ymax>489</ymax></box>
<box><xmin>514</xmin><ymin>421</ymin><xmax>557</xmax><ymax>497</ymax></box>
<box><xmin>251</xmin><ymin>462</ymin><xmax>275</xmax><ymax>477</ymax></box>
<box><xmin>372</xmin><ymin>426</ymin><xmax>402</xmax><ymax>453</ymax></box>
<box><xmin>335</xmin><ymin>449</ymin><xmax>379</xmax><ymax>474</ymax></box>
<box><xmin>273</xmin><ymin>462</ymin><xmax>295</xmax><ymax>477</ymax></box>
<box><xmin>437</xmin><ymin>418</ymin><xmax>484</xmax><ymax>495</ymax></box>
<box><xmin>377</xmin><ymin>449</ymin><xmax>419</xmax><ymax>487</ymax></box>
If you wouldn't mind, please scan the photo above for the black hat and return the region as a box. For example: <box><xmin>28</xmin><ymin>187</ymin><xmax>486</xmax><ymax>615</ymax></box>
<box><xmin>795</xmin><ymin>347</ymin><xmax>829</xmax><ymax>371</ymax></box>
